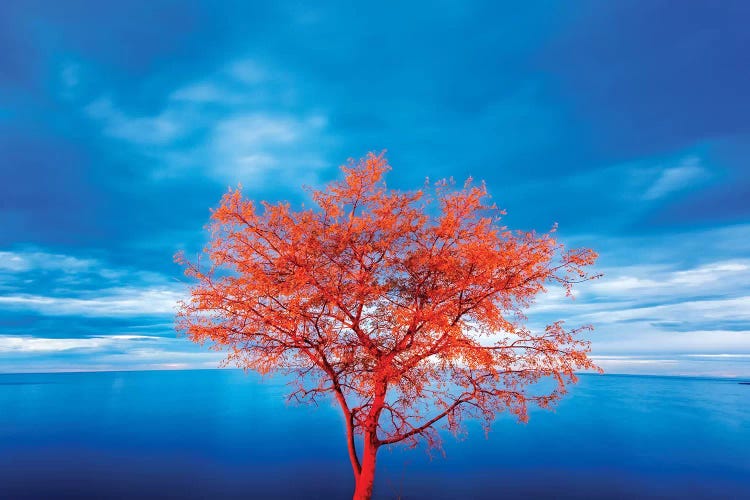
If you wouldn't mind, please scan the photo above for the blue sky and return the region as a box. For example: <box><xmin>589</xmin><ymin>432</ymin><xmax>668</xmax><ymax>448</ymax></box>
<box><xmin>1</xmin><ymin>1</ymin><xmax>749</xmax><ymax>376</ymax></box>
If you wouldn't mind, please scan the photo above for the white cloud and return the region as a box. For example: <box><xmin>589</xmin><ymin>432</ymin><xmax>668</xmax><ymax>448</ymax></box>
<box><xmin>0</xmin><ymin>334</ymin><xmax>159</xmax><ymax>353</ymax></box>
<box><xmin>591</xmin><ymin>355</ymin><xmax>679</xmax><ymax>365</ymax></box>
<box><xmin>581</xmin><ymin>296</ymin><xmax>750</xmax><ymax>325</ymax></box>
<box><xmin>82</xmin><ymin>58</ymin><xmax>333</xmax><ymax>185</ymax></box>
<box><xmin>643</xmin><ymin>156</ymin><xmax>709</xmax><ymax>200</ymax></box>
<box><xmin>588</xmin><ymin>353</ymin><xmax>750</xmax><ymax>377</ymax></box>
<box><xmin>208</xmin><ymin>113</ymin><xmax>328</xmax><ymax>185</ymax></box>
<box><xmin>590</xmin><ymin>327</ymin><xmax>750</xmax><ymax>355</ymax></box>
<box><xmin>0</xmin><ymin>250</ymin><xmax>99</xmax><ymax>273</ymax></box>
<box><xmin>85</xmin><ymin>97</ymin><xmax>186</xmax><ymax>146</ymax></box>
<box><xmin>0</xmin><ymin>286</ymin><xmax>184</xmax><ymax>317</ymax></box>
<box><xmin>565</xmin><ymin>225</ymin><xmax>750</xmax><ymax>276</ymax></box>
<box><xmin>0</xmin><ymin>336</ymin><xmax>224</xmax><ymax>373</ymax></box>
<box><xmin>522</xmin><ymin>225</ymin><xmax>750</xmax><ymax>376</ymax></box>
<box><xmin>586</xmin><ymin>259</ymin><xmax>750</xmax><ymax>297</ymax></box>
<box><xmin>671</xmin><ymin>261</ymin><xmax>749</xmax><ymax>285</ymax></box>
<box><xmin>684</xmin><ymin>354</ymin><xmax>750</xmax><ymax>358</ymax></box>
<box><xmin>0</xmin><ymin>249</ymin><xmax>178</xmax><ymax>294</ymax></box>
<box><xmin>0</xmin><ymin>249</ymin><xmax>185</xmax><ymax>321</ymax></box>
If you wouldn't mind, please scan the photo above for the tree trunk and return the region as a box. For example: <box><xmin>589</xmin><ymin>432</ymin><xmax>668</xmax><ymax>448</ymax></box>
<box><xmin>352</xmin><ymin>437</ymin><xmax>379</xmax><ymax>500</ymax></box>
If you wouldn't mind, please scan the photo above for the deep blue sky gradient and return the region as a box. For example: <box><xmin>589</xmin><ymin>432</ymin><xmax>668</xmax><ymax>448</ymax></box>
<box><xmin>1</xmin><ymin>1</ymin><xmax>749</xmax><ymax>375</ymax></box>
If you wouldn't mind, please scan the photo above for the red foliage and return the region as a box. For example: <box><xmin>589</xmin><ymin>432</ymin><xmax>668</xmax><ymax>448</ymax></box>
<box><xmin>176</xmin><ymin>152</ymin><xmax>600</xmax><ymax>499</ymax></box>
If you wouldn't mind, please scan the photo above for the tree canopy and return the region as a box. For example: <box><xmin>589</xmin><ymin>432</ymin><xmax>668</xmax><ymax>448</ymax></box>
<box><xmin>176</xmin><ymin>152</ymin><xmax>600</xmax><ymax>499</ymax></box>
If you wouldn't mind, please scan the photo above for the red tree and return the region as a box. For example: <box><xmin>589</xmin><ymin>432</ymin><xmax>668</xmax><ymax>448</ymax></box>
<box><xmin>176</xmin><ymin>152</ymin><xmax>599</xmax><ymax>500</ymax></box>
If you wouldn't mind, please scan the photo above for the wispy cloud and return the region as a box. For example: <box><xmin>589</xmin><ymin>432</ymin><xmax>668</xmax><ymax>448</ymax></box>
<box><xmin>581</xmin><ymin>260</ymin><xmax>750</xmax><ymax>309</ymax></box>
<box><xmin>0</xmin><ymin>286</ymin><xmax>183</xmax><ymax>317</ymax></box>
<box><xmin>523</xmin><ymin>224</ymin><xmax>750</xmax><ymax>377</ymax></box>
<box><xmin>0</xmin><ymin>334</ymin><xmax>159</xmax><ymax>353</ymax></box>
<box><xmin>643</xmin><ymin>156</ymin><xmax>710</xmax><ymax>200</ymax></box>
<box><xmin>4</xmin><ymin>224</ymin><xmax>748</xmax><ymax>376</ymax></box>
<box><xmin>85</xmin><ymin>97</ymin><xmax>186</xmax><ymax>146</ymax></box>
<box><xmin>588</xmin><ymin>328</ymin><xmax>750</xmax><ymax>355</ymax></box>
<box><xmin>80</xmin><ymin>58</ymin><xmax>334</xmax><ymax>186</ymax></box>
<box><xmin>0</xmin><ymin>334</ymin><xmax>222</xmax><ymax>373</ymax></box>
<box><xmin>590</xmin><ymin>354</ymin><xmax>750</xmax><ymax>378</ymax></box>
<box><xmin>500</xmin><ymin>151</ymin><xmax>717</xmax><ymax>233</ymax></box>
<box><xmin>591</xmin><ymin>355</ymin><xmax>679</xmax><ymax>365</ymax></box>
<box><xmin>582</xmin><ymin>296</ymin><xmax>750</xmax><ymax>325</ymax></box>
<box><xmin>684</xmin><ymin>354</ymin><xmax>750</xmax><ymax>359</ymax></box>
<box><xmin>0</xmin><ymin>250</ymin><xmax>99</xmax><ymax>273</ymax></box>
<box><xmin>206</xmin><ymin>113</ymin><xmax>328</xmax><ymax>186</ymax></box>
<box><xmin>0</xmin><ymin>248</ymin><xmax>184</xmax><ymax>318</ymax></box>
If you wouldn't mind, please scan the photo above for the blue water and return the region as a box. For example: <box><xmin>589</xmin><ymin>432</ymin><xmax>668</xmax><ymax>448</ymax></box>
<box><xmin>0</xmin><ymin>370</ymin><xmax>748</xmax><ymax>499</ymax></box>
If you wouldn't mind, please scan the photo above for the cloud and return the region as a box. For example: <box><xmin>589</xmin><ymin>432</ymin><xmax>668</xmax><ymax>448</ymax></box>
<box><xmin>497</xmin><ymin>151</ymin><xmax>717</xmax><ymax>233</ymax></box>
<box><xmin>565</xmin><ymin>224</ymin><xmax>750</xmax><ymax>270</ymax></box>
<box><xmin>0</xmin><ymin>286</ymin><xmax>184</xmax><ymax>317</ymax></box>
<box><xmin>684</xmin><ymin>354</ymin><xmax>750</xmax><ymax>358</ymax></box>
<box><xmin>0</xmin><ymin>249</ymin><xmax>176</xmax><ymax>297</ymax></box>
<box><xmin>643</xmin><ymin>156</ymin><xmax>710</xmax><ymax>200</ymax></box>
<box><xmin>587</xmin><ymin>259</ymin><xmax>750</xmax><ymax>297</ymax></box>
<box><xmin>0</xmin><ymin>250</ymin><xmax>99</xmax><ymax>273</ymax></box>
<box><xmin>81</xmin><ymin>58</ymin><xmax>333</xmax><ymax>186</ymax></box>
<box><xmin>0</xmin><ymin>248</ymin><xmax>185</xmax><ymax>318</ymax></box>
<box><xmin>0</xmin><ymin>249</ymin><xmax>210</xmax><ymax>372</ymax></box>
<box><xmin>0</xmin><ymin>334</ymin><xmax>223</xmax><ymax>373</ymax></box>
<box><xmin>0</xmin><ymin>334</ymin><xmax>159</xmax><ymax>353</ymax></box>
<box><xmin>589</xmin><ymin>354</ymin><xmax>750</xmax><ymax>377</ymax></box>
<box><xmin>531</xmin><ymin>225</ymin><xmax>750</xmax><ymax>323</ymax></box>
<box><xmin>85</xmin><ymin>97</ymin><xmax>186</xmax><ymax>146</ymax></box>
<box><xmin>3</xmin><ymin>233</ymin><xmax>749</xmax><ymax>375</ymax></box>
<box><xmin>671</xmin><ymin>261</ymin><xmax>749</xmax><ymax>285</ymax></box>
<box><xmin>207</xmin><ymin>113</ymin><xmax>328</xmax><ymax>186</ymax></box>
<box><xmin>582</xmin><ymin>296</ymin><xmax>750</xmax><ymax>325</ymax></box>
<box><xmin>590</xmin><ymin>327</ymin><xmax>750</xmax><ymax>355</ymax></box>
<box><xmin>522</xmin><ymin>224</ymin><xmax>750</xmax><ymax>376</ymax></box>
<box><xmin>591</xmin><ymin>355</ymin><xmax>679</xmax><ymax>365</ymax></box>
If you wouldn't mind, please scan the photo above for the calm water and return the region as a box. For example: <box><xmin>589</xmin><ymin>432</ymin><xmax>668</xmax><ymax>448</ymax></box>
<box><xmin>0</xmin><ymin>370</ymin><xmax>748</xmax><ymax>499</ymax></box>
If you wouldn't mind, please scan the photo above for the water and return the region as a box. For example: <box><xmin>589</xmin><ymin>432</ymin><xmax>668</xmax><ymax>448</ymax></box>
<box><xmin>0</xmin><ymin>370</ymin><xmax>748</xmax><ymax>499</ymax></box>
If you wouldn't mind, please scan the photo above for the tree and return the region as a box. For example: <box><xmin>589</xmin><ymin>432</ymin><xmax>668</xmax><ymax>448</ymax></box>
<box><xmin>176</xmin><ymin>152</ymin><xmax>600</xmax><ymax>500</ymax></box>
